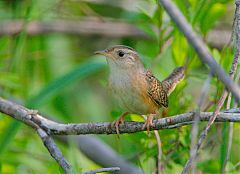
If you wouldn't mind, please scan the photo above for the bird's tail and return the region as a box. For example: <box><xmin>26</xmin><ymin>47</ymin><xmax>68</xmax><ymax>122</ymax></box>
<box><xmin>162</xmin><ymin>66</ymin><xmax>185</xmax><ymax>96</ymax></box>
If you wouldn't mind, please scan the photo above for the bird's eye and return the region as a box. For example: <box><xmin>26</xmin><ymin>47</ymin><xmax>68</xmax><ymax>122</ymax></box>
<box><xmin>118</xmin><ymin>51</ymin><xmax>124</xmax><ymax>57</ymax></box>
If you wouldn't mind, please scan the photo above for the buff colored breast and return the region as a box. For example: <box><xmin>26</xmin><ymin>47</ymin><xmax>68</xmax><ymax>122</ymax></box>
<box><xmin>109</xmin><ymin>70</ymin><xmax>159</xmax><ymax>115</ymax></box>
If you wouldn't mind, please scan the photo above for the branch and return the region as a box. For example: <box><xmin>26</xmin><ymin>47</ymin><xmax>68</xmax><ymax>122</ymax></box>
<box><xmin>0</xmin><ymin>19</ymin><xmax>147</xmax><ymax>38</ymax></box>
<box><xmin>189</xmin><ymin>2</ymin><xmax>240</xmax><ymax>173</ymax></box>
<box><xmin>158</xmin><ymin>0</ymin><xmax>240</xmax><ymax>102</ymax></box>
<box><xmin>81</xmin><ymin>167</ymin><xmax>120</xmax><ymax>174</ymax></box>
<box><xmin>24</xmin><ymin>112</ymin><xmax>240</xmax><ymax>135</ymax></box>
<box><xmin>0</xmin><ymin>97</ymin><xmax>240</xmax><ymax>136</ymax></box>
<box><xmin>2</xmin><ymin>97</ymin><xmax>143</xmax><ymax>174</ymax></box>
<box><xmin>0</xmin><ymin>20</ymin><xmax>231</xmax><ymax>48</ymax></box>
<box><xmin>37</xmin><ymin>128</ymin><xmax>73</xmax><ymax>174</ymax></box>
<box><xmin>0</xmin><ymin>99</ymin><xmax>74</xmax><ymax>174</ymax></box>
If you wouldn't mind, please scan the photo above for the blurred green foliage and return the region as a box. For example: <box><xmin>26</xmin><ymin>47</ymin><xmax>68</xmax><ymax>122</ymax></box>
<box><xmin>0</xmin><ymin>0</ymin><xmax>239</xmax><ymax>173</ymax></box>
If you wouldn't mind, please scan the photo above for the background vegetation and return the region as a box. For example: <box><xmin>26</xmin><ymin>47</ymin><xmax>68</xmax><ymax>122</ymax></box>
<box><xmin>0</xmin><ymin>0</ymin><xmax>239</xmax><ymax>173</ymax></box>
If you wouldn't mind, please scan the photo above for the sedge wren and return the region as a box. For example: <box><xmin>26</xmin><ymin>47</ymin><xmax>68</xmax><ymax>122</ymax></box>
<box><xmin>95</xmin><ymin>45</ymin><xmax>185</xmax><ymax>134</ymax></box>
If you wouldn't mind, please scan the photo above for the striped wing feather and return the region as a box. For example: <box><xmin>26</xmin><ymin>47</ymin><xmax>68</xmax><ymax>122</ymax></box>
<box><xmin>145</xmin><ymin>70</ymin><xmax>168</xmax><ymax>108</ymax></box>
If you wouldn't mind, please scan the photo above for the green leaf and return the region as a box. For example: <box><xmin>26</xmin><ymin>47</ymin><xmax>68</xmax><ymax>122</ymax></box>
<box><xmin>174</xmin><ymin>0</ymin><xmax>190</xmax><ymax>19</ymax></box>
<box><xmin>200</xmin><ymin>3</ymin><xmax>226</xmax><ymax>34</ymax></box>
<box><xmin>27</xmin><ymin>59</ymin><xmax>106</xmax><ymax>108</ymax></box>
<box><xmin>0</xmin><ymin>58</ymin><xmax>105</xmax><ymax>161</ymax></box>
<box><xmin>165</xmin><ymin>161</ymin><xmax>184</xmax><ymax>173</ymax></box>
<box><xmin>0</xmin><ymin>120</ymin><xmax>20</xmax><ymax>156</ymax></box>
<box><xmin>212</xmin><ymin>49</ymin><xmax>221</xmax><ymax>64</ymax></box>
<box><xmin>191</xmin><ymin>0</ymin><xmax>208</xmax><ymax>25</ymax></box>
<box><xmin>137</xmin><ymin>24</ymin><xmax>157</xmax><ymax>39</ymax></box>
<box><xmin>198</xmin><ymin>159</ymin><xmax>220</xmax><ymax>173</ymax></box>
<box><xmin>58</xmin><ymin>166</ymin><xmax>65</xmax><ymax>174</ymax></box>
<box><xmin>152</xmin><ymin>5</ymin><xmax>163</xmax><ymax>26</ymax></box>
<box><xmin>172</xmin><ymin>31</ymin><xmax>188</xmax><ymax>65</ymax></box>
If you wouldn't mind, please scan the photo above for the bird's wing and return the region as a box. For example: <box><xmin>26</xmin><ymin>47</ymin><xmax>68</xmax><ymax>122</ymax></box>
<box><xmin>162</xmin><ymin>66</ymin><xmax>185</xmax><ymax>96</ymax></box>
<box><xmin>145</xmin><ymin>70</ymin><xmax>168</xmax><ymax>108</ymax></box>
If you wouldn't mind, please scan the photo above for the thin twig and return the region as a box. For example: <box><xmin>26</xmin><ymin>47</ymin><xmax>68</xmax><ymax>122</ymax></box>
<box><xmin>182</xmin><ymin>58</ymin><xmax>238</xmax><ymax>173</ymax></box>
<box><xmin>181</xmin><ymin>1</ymin><xmax>240</xmax><ymax>172</ymax></box>
<box><xmin>37</xmin><ymin>128</ymin><xmax>73</xmax><ymax>174</ymax></box>
<box><xmin>154</xmin><ymin>130</ymin><xmax>164</xmax><ymax>174</ymax></box>
<box><xmin>81</xmin><ymin>167</ymin><xmax>120</xmax><ymax>174</ymax></box>
<box><xmin>222</xmin><ymin>95</ymin><xmax>239</xmax><ymax>174</ymax></box>
<box><xmin>142</xmin><ymin>114</ymin><xmax>164</xmax><ymax>174</ymax></box>
<box><xmin>231</xmin><ymin>161</ymin><xmax>240</xmax><ymax>171</ymax></box>
<box><xmin>222</xmin><ymin>71</ymin><xmax>240</xmax><ymax>173</ymax></box>
<box><xmin>0</xmin><ymin>100</ymin><xmax>74</xmax><ymax>174</ymax></box>
<box><xmin>221</xmin><ymin>93</ymin><xmax>233</xmax><ymax>174</ymax></box>
<box><xmin>222</xmin><ymin>123</ymin><xmax>233</xmax><ymax>174</ymax></box>
<box><xmin>158</xmin><ymin>0</ymin><xmax>240</xmax><ymax>102</ymax></box>
<box><xmin>190</xmin><ymin>73</ymin><xmax>212</xmax><ymax>174</ymax></box>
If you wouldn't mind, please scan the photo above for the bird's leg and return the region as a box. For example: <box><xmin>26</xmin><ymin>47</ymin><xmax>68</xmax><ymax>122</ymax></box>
<box><xmin>142</xmin><ymin>113</ymin><xmax>157</xmax><ymax>133</ymax></box>
<box><xmin>111</xmin><ymin>112</ymin><xmax>129</xmax><ymax>135</ymax></box>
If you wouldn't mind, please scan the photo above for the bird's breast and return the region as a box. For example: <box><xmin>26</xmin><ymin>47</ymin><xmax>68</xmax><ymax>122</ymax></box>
<box><xmin>109</xmin><ymin>72</ymin><xmax>159</xmax><ymax>114</ymax></box>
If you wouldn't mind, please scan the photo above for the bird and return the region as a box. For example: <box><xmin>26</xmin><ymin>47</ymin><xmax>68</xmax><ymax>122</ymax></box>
<box><xmin>95</xmin><ymin>45</ymin><xmax>185</xmax><ymax>134</ymax></box>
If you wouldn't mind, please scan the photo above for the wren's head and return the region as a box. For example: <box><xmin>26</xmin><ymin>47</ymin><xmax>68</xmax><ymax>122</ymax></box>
<box><xmin>95</xmin><ymin>45</ymin><xmax>144</xmax><ymax>71</ymax></box>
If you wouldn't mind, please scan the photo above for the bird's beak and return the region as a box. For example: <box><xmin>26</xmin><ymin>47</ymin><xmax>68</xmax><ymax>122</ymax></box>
<box><xmin>94</xmin><ymin>50</ymin><xmax>107</xmax><ymax>56</ymax></box>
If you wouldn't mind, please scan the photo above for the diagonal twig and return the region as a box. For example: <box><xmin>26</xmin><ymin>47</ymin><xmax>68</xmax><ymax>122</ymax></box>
<box><xmin>3</xmin><ymin>108</ymin><xmax>74</xmax><ymax>174</ymax></box>
<box><xmin>181</xmin><ymin>1</ymin><xmax>240</xmax><ymax>173</ymax></box>
<box><xmin>158</xmin><ymin>0</ymin><xmax>240</xmax><ymax>102</ymax></box>
<box><xmin>37</xmin><ymin>128</ymin><xmax>73</xmax><ymax>174</ymax></box>
<box><xmin>190</xmin><ymin>73</ymin><xmax>212</xmax><ymax>174</ymax></box>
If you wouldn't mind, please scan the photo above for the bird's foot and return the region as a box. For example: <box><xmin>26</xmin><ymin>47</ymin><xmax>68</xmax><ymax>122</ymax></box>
<box><xmin>111</xmin><ymin>112</ymin><xmax>129</xmax><ymax>136</ymax></box>
<box><xmin>142</xmin><ymin>114</ymin><xmax>156</xmax><ymax>134</ymax></box>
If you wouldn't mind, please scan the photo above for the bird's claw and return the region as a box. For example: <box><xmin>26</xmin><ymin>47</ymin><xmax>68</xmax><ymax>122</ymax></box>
<box><xmin>142</xmin><ymin>120</ymin><xmax>153</xmax><ymax>134</ymax></box>
<box><xmin>111</xmin><ymin>112</ymin><xmax>129</xmax><ymax>137</ymax></box>
<box><xmin>142</xmin><ymin>114</ymin><xmax>155</xmax><ymax>134</ymax></box>
<box><xmin>111</xmin><ymin>116</ymin><xmax>125</xmax><ymax>136</ymax></box>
